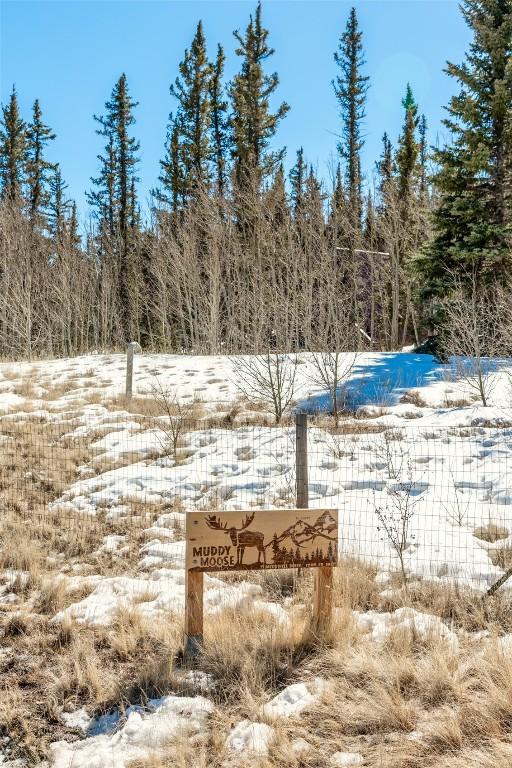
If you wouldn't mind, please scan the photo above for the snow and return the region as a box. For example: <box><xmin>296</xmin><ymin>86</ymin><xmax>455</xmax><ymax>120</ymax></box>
<box><xmin>49</xmin><ymin>416</ymin><xmax>512</xmax><ymax>590</ymax></box>
<box><xmin>51</xmin><ymin>695</ymin><xmax>214</xmax><ymax>768</ymax></box>
<box><xmin>331</xmin><ymin>752</ymin><xmax>364</xmax><ymax>766</ymax></box>
<box><xmin>5</xmin><ymin>350</ymin><xmax>512</xmax><ymax>764</ymax></box>
<box><xmin>292</xmin><ymin>737</ymin><xmax>311</xmax><ymax>754</ymax></box>
<box><xmin>0</xmin><ymin>393</ymin><xmax>25</xmax><ymax>412</ymax></box>
<box><xmin>225</xmin><ymin>720</ymin><xmax>275</xmax><ymax>755</ymax></box>
<box><xmin>0</xmin><ymin>349</ymin><xmax>505</xmax><ymax>417</ymax></box>
<box><xmin>96</xmin><ymin>534</ymin><xmax>127</xmax><ymax>554</ymax></box>
<box><xmin>4</xmin><ymin>350</ymin><xmax>512</xmax><ymax>611</ymax></box>
<box><xmin>54</xmin><ymin>569</ymin><xmax>279</xmax><ymax>626</ymax></box>
<box><xmin>261</xmin><ymin>682</ymin><xmax>315</xmax><ymax>719</ymax></box>
<box><xmin>354</xmin><ymin>607</ymin><xmax>459</xmax><ymax>651</ymax></box>
<box><xmin>61</xmin><ymin>707</ymin><xmax>92</xmax><ymax>732</ymax></box>
<box><xmin>260</xmin><ymin>678</ymin><xmax>327</xmax><ymax>720</ymax></box>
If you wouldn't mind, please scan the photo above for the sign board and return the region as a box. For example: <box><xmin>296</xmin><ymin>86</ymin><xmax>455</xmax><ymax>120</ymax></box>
<box><xmin>186</xmin><ymin>508</ymin><xmax>338</xmax><ymax>573</ymax></box>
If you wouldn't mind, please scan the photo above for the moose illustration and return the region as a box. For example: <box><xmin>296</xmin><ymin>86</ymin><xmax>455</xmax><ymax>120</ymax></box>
<box><xmin>205</xmin><ymin>512</ymin><xmax>266</xmax><ymax>566</ymax></box>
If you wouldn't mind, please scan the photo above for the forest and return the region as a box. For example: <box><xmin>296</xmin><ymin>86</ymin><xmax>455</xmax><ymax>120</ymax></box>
<box><xmin>0</xmin><ymin>0</ymin><xmax>510</xmax><ymax>360</ymax></box>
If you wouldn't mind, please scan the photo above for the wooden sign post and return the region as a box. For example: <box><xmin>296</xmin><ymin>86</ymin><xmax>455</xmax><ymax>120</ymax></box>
<box><xmin>184</xmin><ymin>507</ymin><xmax>338</xmax><ymax>658</ymax></box>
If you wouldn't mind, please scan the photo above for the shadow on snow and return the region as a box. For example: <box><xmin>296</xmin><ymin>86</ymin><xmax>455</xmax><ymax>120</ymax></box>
<box><xmin>297</xmin><ymin>352</ymin><xmax>446</xmax><ymax>414</ymax></box>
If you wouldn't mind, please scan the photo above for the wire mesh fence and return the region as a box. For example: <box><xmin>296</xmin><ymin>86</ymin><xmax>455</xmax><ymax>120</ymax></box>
<box><xmin>5</xmin><ymin>406</ymin><xmax>512</xmax><ymax>760</ymax></box>
<box><xmin>2</xmin><ymin>410</ymin><xmax>512</xmax><ymax>609</ymax></box>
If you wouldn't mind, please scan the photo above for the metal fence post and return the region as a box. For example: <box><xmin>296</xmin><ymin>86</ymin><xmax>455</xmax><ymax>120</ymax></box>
<box><xmin>125</xmin><ymin>341</ymin><xmax>141</xmax><ymax>399</ymax></box>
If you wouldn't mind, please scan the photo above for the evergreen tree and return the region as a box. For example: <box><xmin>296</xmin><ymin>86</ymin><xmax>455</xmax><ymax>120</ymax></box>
<box><xmin>333</xmin><ymin>6</ymin><xmax>369</xmax><ymax>231</ymax></box>
<box><xmin>210</xmin><ymin>44</ymin><xmax>230</xmax><ymax>197</ymax></box>
<box><xmin>377</xmin><ymin>133</ymin><xmax>394</xmax><ymax>197</ymax></box>
<box><xmin>68</xmin><ymin>202</ymin><xmax>81</xmax><ymax>252</ymax></box>
<box><xmin>393</xmin><ymin>85</ymin><xmax>429</xmax><ymax>347</ymax></box>
<box><xmin>0</xmin><ymin>87</ymin><xmax>26</xmax><ymax>204</ymax></box>
<box><xmin>303</xmin><ymin>165</ymin><xmax>325</xmax><ymax>227</ymax></box>
<box><xmin>331</xmin><ymin>164</ymin><xmax>346</xmax><ymax>221</ymax></box>
<box><xmin>418</xmin><ymin>113</ymin><xmax>428</xmax><ymax>196</ymax></box>
<box><xmin>155</xmin><ymin>116</ymin><xmax>183</xmax><ymax>212</ymax></box>
<box><xmin>419</xmin><ymin>0</ymin><xmax>512</xmax><ymax>298</ymax></box>
<box><xmin>88</xmin><ymin>73</ymin><xmax>139</xmax><ymax>241</ymax></box>
<box><xmin>289</xmin><ymin>147</ymin><xmax>307</xmax><ymax>217</ymax></box>
<box><xmin>230</xmin><ymin>2</ymin><xmax>289</xmax><ymax>190</ymax></box>
<box><xmin>267</xmin><ymin>162</ymin><xmax>288</xmax><ymax>227</ymax></box>
<box><xmin>88</xmin><ymin>73</ymin><xmax>140</xmax><ymax>338</ymax></box>
<box><xmin>25</xmin><ymin>99</ymin><xmax>56</xmax><ymax>227</ymax></box>
<box><xmin>396</xmin><ymin>84</ymin><xmax>420</xmax><ymax>202</ymax></box>
<box><xmin>48</xmin><ymin>165</ymin><xmax>71</xmax><ymax>243</ymax></box>
<box><xmin>170</xmin><ymin>21</ymin><xmax>213</xmax><ymax>200</ymax></box>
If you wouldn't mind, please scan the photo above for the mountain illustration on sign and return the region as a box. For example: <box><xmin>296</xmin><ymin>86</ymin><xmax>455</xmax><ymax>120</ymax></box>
<box><xmin>270</xmin><ymin>510</ymin><xmax>338</xmax><ymax>567</ymax></box>
<box><xmin>202</xmin><ymin>510</ymin><xmax>338</xmax><ymax>568</ymax></box>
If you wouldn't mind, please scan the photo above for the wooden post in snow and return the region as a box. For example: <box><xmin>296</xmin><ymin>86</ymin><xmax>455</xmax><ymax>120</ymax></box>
<box><xmin>296</xmin><ymin>412</ymin><xmax>334</xmax><ymax>635</ymax></box>
<box><xmin>125</xmin><ymin>341</ymin><xmax>141</xmax><ymax>399</ymax></box>
<box><xmin>296</xmin><ymin>413</ymin><xmax>309</xmax><ymax>510</ymax></box>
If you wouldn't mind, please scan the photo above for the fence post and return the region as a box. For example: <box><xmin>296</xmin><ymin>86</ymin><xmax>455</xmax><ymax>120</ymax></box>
<box><xmin>125</xmin><ymin>341</ymin><xmax>141</xmax><ymax>399</ymax></box>
<box><xmin>296</xmin><ymin>413</ymin><xmax>309</xmax><ymax>509</ymax></box>
<box><xmin>295</xmin><ymin>412</ymin><xmax>333</xmax><ymax>636</ymax></box>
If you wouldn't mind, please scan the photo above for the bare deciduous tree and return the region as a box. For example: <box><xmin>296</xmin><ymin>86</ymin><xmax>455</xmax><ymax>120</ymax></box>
<box><xmin>232</xmin><ymin>351</ymin><xmax>298</xmax><ymax>424</ymax></box>
<box><xmin>373</xmin><ymin>431</ymin><xmax>420</xmax><ymax>586</ymax></box>
<box><xmin>442</xmin><ymin>274</ymin><xmax>505</xmax><ymax>407</ymax></box>
<box><xmin>151</xmin><ymin>379</ymin><xmax>196</xmax><ymax>461</ymax></box>
<box><xmin>309</xmin><ymin>351</ymin><xmax>359</xmax><ymax>425</ymax></box>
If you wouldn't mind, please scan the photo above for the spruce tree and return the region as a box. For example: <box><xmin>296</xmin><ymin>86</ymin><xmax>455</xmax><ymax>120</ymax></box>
<box><xmin>289</xmin><ymin>147</ymin><xmax>307</xmax><ymax>218</ymax></box>
<box><xmin>328</xmin><ymin>164</ymin><xmax>348</xmax><ymax>250</ymax></box>
<box><xmin>68</xmin><ymin>202</ymin><xmax>82</xmax><ymax>253</ymax></box>
<box><xmin>25</xmin><ymin>99</ymin><xmax>56</xmax><ymax>227</ymax></box>
<box><xmin>302</xmin><ymin>165</ymin><xmax>325</xmax><ymax>245</ymax></box>
<box><xmin>333</xmin><ymin>7</ymin><xmax>369</xmax><ymax>231</ymax></box>
<box><xmin>230</xmin><ymin>2</ymin><xmax>289</xmax><ymax>190</ymax></box>
<box><xmin>420</xmin><ymin>0</ymin><xmax>512</xmax><ymax>298</ymax></box>
<box><xmin>418</xmin><ymin>113</ymin><xmax>428</xmax><ymax>196</ymax></box>
<box><xmin>393</xmin><ymin>86</ymin><xmax>430</xmax><ymax>348</ymax></box>
<box><xmin>88</xmin><ymin>73</ymin><xmax>140</xmax><ymax>338</ymax></box>
<box><xmin>48</xmin><ymin>165</ymin><xmax>71</xmax><ymax>243</ymax></box>
<box><xmin>155</xmin><ymin>116</ymin><xmax>183</xmax><ymax>212</ymax></box>
<box><xmin>210</xmin><ymin>44</ymin><xmax>230</xmax><ymax>197</ymax></box>
<box><xmin>170</xmin><ymin>21</ymin><xmax>213</xmax><ymax>199</ymax></box>
<box><xmin>377</xmin><ymin>133</ymin><xmax>394</xmax><ymax>194</ymax></box>
<box><xmin>267</xmin><ymin>162</ymin><xmax>288</xmax><ymax>227</ymax></box>
<box><xmin>88</xmin><ymin>73</ymin><xmax>139</xmax><ymax>240</ymax></box>
<box><xmin>0</xmin><ymin>87</ymin><xmax>26</xmax><ymax>204</ymax></box>
<box><xmin>396</xmin><ymin>84</ymin><xmax>420</xmax><ymax>202</ymax></box>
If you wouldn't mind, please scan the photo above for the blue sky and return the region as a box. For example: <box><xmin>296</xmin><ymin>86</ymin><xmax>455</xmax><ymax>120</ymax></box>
<box><xmin>1</xmin><ymin>0</ymin><xmax>471</xmax><ymax>221</ymax></box>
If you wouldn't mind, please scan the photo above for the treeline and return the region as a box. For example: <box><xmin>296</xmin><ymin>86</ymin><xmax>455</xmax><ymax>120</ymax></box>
<box><xmin>0</xmin><ymin>0</ymin><xmax>510</xmax><ymax>360</ymax></box>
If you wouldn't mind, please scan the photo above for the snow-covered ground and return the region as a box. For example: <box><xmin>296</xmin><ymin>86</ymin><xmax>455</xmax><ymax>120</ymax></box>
<box><xmin>4</xmin><ymin>351</ymin><xmax>512</xmax><ymax>597</ymax></box>
<box><xmin>3</xmin><ymin>350</ymin><xmax>512</xmax><ymax>765</ymax></box>
<box><xmin>0</xmin><ymin>349</ymin><xmax>463</xmax><ymax>412</ymax></box>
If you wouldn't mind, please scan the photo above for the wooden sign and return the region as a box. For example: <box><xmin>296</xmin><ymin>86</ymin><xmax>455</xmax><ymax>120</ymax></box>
<box><xmin>184</xmin><ymin>508</ymin><xmax>338</xmax><ymax>659</ymax></box>
<box><xmin>186</xmin><ymin>509</ymin><xmax>338</xmax><ymax>572</ymax></box>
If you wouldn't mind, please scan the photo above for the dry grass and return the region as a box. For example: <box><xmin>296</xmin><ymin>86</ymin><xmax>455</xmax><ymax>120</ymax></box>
<box><xmin>122</xmin><ymin>569</ymin><xmax>512</xmax><ymax>768</ymax></box>
<box><xmin>400</xmin><ymin>390</ymin><xmax>427</xmax><ymax>407</ymax></box>
<box><xmin>0</xmin><ymin>609</ymin><xmax>183</xmax><ymax>761</ymax></box>
<box><xmin>12</xmin><ymin>375</ymin><xmax>38</xmax><ymax>398</ymax></box>
<box><xmin>4</xmin><ymin>550</ymin><xmax>512</xmax><ymax>765</ymax></box>
<box><xmin>43</xmin><ymin>380</ymin><xmax>77</xmax><ymax>400</ymax></box>
<box><xmin>3</xmin><ymin>409</ymin><xmax>512</xmax><ymax>766</ymax></box>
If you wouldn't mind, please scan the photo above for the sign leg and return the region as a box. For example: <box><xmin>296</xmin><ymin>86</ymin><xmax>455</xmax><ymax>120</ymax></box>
<box><xmin>184</xmin><ymin>570</ymin><xmax>203</xmax><ymax>661</ymax></box>
<box><xmin>313</xmin><ymin>566</ymin><xmax>334</xmax><ymax>637</ymax></box>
